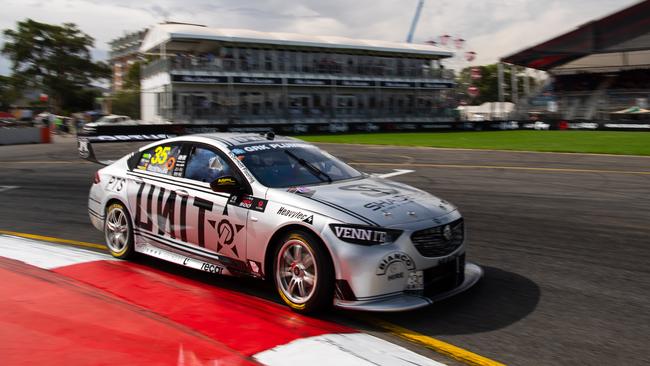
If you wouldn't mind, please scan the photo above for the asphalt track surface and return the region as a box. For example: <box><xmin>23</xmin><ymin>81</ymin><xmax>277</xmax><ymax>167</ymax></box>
<box><xmin>1</xmin><ymin>135</ymin><xmax>649</xmax><ymax>365</ymax></box>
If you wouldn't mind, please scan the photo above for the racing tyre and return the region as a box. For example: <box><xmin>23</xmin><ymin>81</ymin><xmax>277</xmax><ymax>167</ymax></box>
<box><xmin>104</xmin><ymin>202</ymin><xmax>135</xmax><ymax>259</ymax></box>
<box><xmin>273</xmin><ymin>230</ymin><xmax>334</xmax><ymax>314</ymax></box>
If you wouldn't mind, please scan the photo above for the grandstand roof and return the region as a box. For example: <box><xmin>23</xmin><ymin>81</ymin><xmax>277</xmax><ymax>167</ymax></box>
<box><xmin>501</xmin><ymin>0</ymin><xmax>650</xmax><ymax>72</ymax></box>
<box><xmin>140</xmin><ymin>23</ymin><xmax>453</xmax><ymax>58</ymax></box>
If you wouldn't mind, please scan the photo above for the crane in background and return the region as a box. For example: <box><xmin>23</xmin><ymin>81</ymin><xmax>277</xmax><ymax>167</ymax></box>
<box><xmin>406</xmin><ymin>0</ymin><xmax>425</xmax><ymax>43</ymax></box>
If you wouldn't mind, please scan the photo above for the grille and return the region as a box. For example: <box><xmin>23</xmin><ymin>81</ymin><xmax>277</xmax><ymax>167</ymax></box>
<box><xmin>422</xmin><ymin>254</ymin><xmax>465</xmax><ymax>296</ymax></box>
<box><xmin>411</xmin><ymin>218</ymin><xmax>464</xmax><ymax>257</ymax></box>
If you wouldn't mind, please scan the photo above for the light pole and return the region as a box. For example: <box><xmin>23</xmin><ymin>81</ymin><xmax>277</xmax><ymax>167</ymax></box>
<box><xmin>406</xmin><ymin>0</ymin><xmax>425</xmax><ymax>43</ymax></box>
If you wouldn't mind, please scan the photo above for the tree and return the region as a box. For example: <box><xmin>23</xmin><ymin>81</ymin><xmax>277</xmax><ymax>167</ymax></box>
<box><xmin>1</xmin><ymin>19</ymin><xmax>110</xmax><ymax>113</ymax></box>
<box><xmin>111</xmin><ymin>60</ymin><xmax>142</xmax><ymax>118</ymax></box>
<box><xmin>123</xmin><ymin>61</ymin><xmax>141</xmax><ymax>91</ymax></box>
<box><xmin>111</xmin><ymin>91</ymin><xmax>140</xmax><ymax>118</ymax></box>
<box><xmin>0</xmin><ymin>75</ymin><xmax>23</xmax><ymax>110</ymax></box>
<box><xmin>455</xmin><ymin>64</ymin><xmax>538</xmax><ymax>105</ymax></box>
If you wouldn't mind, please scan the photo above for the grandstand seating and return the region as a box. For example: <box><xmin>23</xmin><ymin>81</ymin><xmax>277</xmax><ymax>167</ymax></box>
<box><xmin>551</xmin><ymin>70</ymin><xmax>650</xmax><ymax>119</ymax></box>
<box><xmin>502</xmin><ymin>0</ymin><xmax>650</xmax><ymax>121</ymax></box>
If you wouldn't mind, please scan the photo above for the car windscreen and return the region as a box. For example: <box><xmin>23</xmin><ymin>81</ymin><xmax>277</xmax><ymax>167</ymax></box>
<box><xmin>230</xmin><ymin>142</ymin><xmax>362</xmax><ymax>188</ymax></box>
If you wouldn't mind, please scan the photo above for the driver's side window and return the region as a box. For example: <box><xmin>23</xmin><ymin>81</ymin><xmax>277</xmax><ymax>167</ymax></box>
<box><xmin>184</xmin><ymin>146</ymin><xmax>233</xmax><ymax>183</ymax></box>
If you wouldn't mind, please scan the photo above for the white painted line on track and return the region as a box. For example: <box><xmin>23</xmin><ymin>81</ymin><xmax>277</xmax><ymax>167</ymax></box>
<box><xmin>375</xmin><ymin>169</ymin><xmax>415</xmax><ymax>179</ymax></box>
<box><xmin>312</xmin><ymin>141</ymin><xmax>650</xmax><ymax>158</ymax></box>
<box><xmin>0</xmin><ymin>185</ymin><xmax>19</xmax><ymax>193</ymax></box>
<box><xmin>0</xmin><ymin>234</ymin><xmax>112</xmax><ymax>269</ymax></box>
<box><xmin>254</xmin><ymin>333</ymin><xmax>447</xmax><ymax>366</ymax></box>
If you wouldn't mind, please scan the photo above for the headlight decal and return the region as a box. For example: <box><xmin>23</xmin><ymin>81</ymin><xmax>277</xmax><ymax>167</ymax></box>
<box><xmin>329</xmin><ymin>224</ymin><xmax>402</xmax><ymax>245</ymax></box>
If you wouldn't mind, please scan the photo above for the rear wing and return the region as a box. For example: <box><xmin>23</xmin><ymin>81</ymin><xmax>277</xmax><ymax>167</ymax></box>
<box><xmin>77</xmin><ymin>134</ymin><xmax>174</xmax><ymax>165</ymax></box>
<box><xmin>76</xmin><ymin>123</ymin><xmax>186</xmax><ymax>165</ymax></box>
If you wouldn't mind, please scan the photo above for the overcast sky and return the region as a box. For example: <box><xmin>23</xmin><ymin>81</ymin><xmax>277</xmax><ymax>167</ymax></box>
<box><xmin>0</xmin><ymin>0</ymin><xmax>640</xmax><ymax>75</ymax></box>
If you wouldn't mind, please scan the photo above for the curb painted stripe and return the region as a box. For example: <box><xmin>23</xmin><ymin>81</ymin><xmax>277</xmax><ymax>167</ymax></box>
<box><xmin>0</xmin><ymin>234</ymin><xmax>111</xmax><ymax>269</ymax></box>
<box><xmin>54</xmin><ymin>260</ymin><xmax>353</xmax><ymax>356</ymax></box>
<box><xmin>0</xmin><ymin>257</ymin><xmax>257</xmax><ymax>366</ymax></box>
<box><xmin>0</xmin><ymin>232</ymin><xmax>503</xmax><ymax>366</ymax></box>
<box><xmin>349</xmin><ymin>162</ymin><xmax>650</xmax><ymax>176</ymax></box>
<box><xmin>254</xmin><ymin>333</ymin><xmax>446</xmax><ymax>366</ymax></box>
<box><xmin>365</xmin><ymin>317</ymin><xmax>506</xmax><ymax>366</ymax></box>
<box><xmin>0</xmin><ymin>230</ymin><xmax>107</xmax><ymax>250</ymax></box>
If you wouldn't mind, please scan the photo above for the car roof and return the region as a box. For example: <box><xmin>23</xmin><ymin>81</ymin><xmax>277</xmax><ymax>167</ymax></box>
<box><xmin>189</xmin><ymin>132</ymin><xmax>302</xmax><ymax>147</ymax></box>
<box><xmin>137</xmin><ymin>132</ymin><xmax>306</xmax><ymax>153</ymax></box>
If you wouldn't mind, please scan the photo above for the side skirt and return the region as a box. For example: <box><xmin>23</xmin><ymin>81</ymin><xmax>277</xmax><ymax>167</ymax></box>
<box><xmin>134</xmin><ymin>241</ymin><xmax>228</xmax><ymax>276</ymax></box>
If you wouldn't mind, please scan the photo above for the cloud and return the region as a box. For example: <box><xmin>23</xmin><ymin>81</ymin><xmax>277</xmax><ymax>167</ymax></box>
<box><xmin>0</xmin><ymin>0</ymin><xmax>641</xmax><ymax>76</ymax></box>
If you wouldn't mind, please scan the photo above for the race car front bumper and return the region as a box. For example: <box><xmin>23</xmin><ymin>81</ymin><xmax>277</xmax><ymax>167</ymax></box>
<box><xmin>334</xmin><ymin>262</ymin><xmax>482</xmax><ymax>312</ymax></box>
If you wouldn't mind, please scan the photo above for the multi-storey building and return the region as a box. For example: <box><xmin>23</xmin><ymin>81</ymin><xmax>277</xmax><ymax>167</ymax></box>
<box><xmin>139</xmin><ymin>23</ymin><xmax>455</xmax><ymax>126</ymax></box>
<box><xmin>109</xmin><ymin>29</ymin><xmax>147</xmax><ymax>91</ymax></box>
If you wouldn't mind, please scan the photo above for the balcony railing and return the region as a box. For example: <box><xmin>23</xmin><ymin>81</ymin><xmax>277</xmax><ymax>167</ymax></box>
<box><xmin>160</xmin><ymin>108</ymin><xmax>457</xmax><ymax>124</ymax></box>
<box><xmin>142</xmin><ymin>57</ymin><xmax>454</xmax><ymax>80</ymax></box>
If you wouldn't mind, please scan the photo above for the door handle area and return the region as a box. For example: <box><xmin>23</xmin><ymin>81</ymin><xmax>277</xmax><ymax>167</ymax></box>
<box><xmin>175</xmin><ymin>189</ymin><xmax>189</xmax><ymax>197</ymax></box>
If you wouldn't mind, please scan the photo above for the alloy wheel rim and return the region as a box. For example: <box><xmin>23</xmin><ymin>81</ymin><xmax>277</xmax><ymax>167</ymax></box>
<box><xmin>105</xmin><ymin>207</ymin><xmax>129</xmax><ymax>253</ymax></box>
<box><xmin>276</xmin><ymin>239</ymin><xmax>318</xmax><ymax>304</ymax></box>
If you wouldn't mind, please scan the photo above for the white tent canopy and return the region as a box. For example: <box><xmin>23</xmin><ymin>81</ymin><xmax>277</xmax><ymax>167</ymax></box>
<box><xmin>140</xmin><ymin>23</ymin><xmax>453</xmax><ymax>58</ymax></box>
<box><xmin>458</xmin><ymin>102</ymin><xmax>515</xmax><ymax>120</ymax></box>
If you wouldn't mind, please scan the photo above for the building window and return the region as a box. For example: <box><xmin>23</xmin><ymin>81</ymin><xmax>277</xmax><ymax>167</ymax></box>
<box><xmin>240</xmin><ymin>49</ymin><xmax>250</xmax><ymax>71</ymax></box>
<box><xmin>239</xmin><ymin>92</ymin><xmax>249</xmax><ymax>114</ymax></box>
<box><xmin>250</xmin><ymin>92</ymin><xmax>262</xmax><ymax>115</ymax></box>
<box><xmin>264</xmin><ymin>50</ymin><xmax>274</xmax><ymax>71</ymax></box>
<box><xmin>223</xmin><ymin>47</ymin><xmax>235</xmax><ymax>71</ymax></box>
<box><xmin>346</xmin><ymin>56</ymin><xmax>355</xmax><ymax>75</ymax></box>
<box><xmin>301</xmin><ymin>52</ymin><xmax>311</xmax><ymax>73</ymax></box>
<box><xmin>156</xmin><ymin>92</ymin><xmax>162</xmax><ymax>116</ymax></box>
<box><xmin>289</xmin><ymin>94</ymin><xmax>308</xmax><ymax>117</ymax></box>
<box><xmin>336</xmin><ymin>95</ymin><xmax>356</xmax><ymax>116</ymax></box>
<box><xmin>288</xmin><ymin>51</ymin><xmax>298</xmax><ymax>72</ymax></box>
<box><xmin>249</xmin><ymin>49</ymin><xmax>260</xmax><ymax>71</ymax></box>
<box><xmin>277</xmin><ymin>51</ymin><xmax>287</xmax><ymax>73</ymax></box>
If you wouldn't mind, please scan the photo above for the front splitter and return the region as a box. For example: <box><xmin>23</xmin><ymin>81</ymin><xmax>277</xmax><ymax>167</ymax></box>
<box><xmin>334</xmin><ymin>262</ymin><xmax>483</xmax><ymax>312</ymax></box>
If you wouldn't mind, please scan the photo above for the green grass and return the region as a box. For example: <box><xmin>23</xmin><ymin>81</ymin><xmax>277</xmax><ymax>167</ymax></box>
<box><xmin>301</xmin><ymin>131</ymin><xmax>650</xmax><ymax>156</ymax></box>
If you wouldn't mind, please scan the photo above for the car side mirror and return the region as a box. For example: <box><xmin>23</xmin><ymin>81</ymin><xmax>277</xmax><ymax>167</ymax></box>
<box><xmin>210</xmin><ymin>175</ymin><xmax>245</xmax><ymax>194</ymax></box>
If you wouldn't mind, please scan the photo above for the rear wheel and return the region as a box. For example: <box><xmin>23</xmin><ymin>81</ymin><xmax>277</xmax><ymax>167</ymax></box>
<box><xmin>273</xmin><ymin>230</ymin><xmax>334</xmax><ymax>314</ymax></box>
<box><xmin>104</xmin><ymin>202</ymin><xmax>135</xmax><ymax>259</ymax></box>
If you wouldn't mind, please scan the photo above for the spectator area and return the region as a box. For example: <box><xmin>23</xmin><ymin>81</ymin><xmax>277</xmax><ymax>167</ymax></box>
<box><xmin>502</xmin><ymin>0</ymin><xmax>650</xmax><ymax>120</ymax></box>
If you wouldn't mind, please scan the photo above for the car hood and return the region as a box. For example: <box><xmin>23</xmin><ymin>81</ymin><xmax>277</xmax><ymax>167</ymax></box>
<box><xmin>281</xmin><ymin>176</ymin><xmax>456</xmax><ymax>227</ymax></box>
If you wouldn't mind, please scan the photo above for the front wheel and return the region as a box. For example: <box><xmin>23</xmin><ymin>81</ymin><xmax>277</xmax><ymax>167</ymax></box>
<box><xmin>273</xmin><ymin>230</ymin><xmax>334</xmax><ymax>314</ymax></box>
<box><xmin>104</xmin><ymin>202</ymin><xmax>135</xmax><ymax>259</ymax></box>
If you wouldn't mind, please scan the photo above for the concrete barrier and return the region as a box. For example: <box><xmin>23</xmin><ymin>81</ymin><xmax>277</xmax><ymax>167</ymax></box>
<box><xmin>0</xmin><ymin>127</ymin><xmax>50</xmax><ymax>145</ymax></box>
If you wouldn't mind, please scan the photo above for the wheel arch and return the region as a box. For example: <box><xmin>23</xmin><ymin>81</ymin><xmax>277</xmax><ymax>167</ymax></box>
<box><xmin>263</xmin><ymin>223</ymin><xmax>335</xmax><ymax>282</ymax></box>
<box><xmin>105</xmin><ymin>197</ymin><xmax>129</xmax><ymax>214</ymax></box>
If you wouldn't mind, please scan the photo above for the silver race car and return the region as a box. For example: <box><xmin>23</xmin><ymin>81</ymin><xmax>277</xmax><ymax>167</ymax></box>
<box><xmin>82</xmin><ymin>132</ymin><xmax>482</xmax><ymax>313</ymax></box>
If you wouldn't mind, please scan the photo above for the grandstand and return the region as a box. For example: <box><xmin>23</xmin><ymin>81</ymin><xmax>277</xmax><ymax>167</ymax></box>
<box><xmin>501</xmin><ymin>0</ymin><xmax>650</xmax><ymax>122</ymax></box>
<box><xmin>138</xmin><ymin>23</ymin><xmax>455</xmax><ymax>127</ymax></box>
